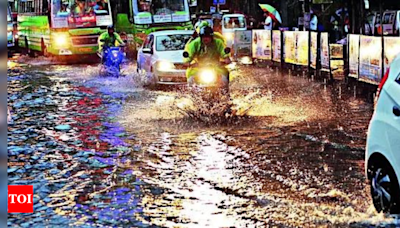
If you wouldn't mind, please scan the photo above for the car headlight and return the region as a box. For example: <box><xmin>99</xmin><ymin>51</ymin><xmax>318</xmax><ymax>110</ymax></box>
<box><xmin>53</xmin><ymin>34</ymin><xmax>69</xmax><ymax>47</ymax></box>
<box><xmin>225</xmin><ymin>33</ymin><xmax>234</xmax><ymax>41</ymax></box>
<box><xmin>199</xmin><ymin>69</ymin><xmax>216</xmax><ymax>84</ymax></box>
<box><xmin>156</xmin><ymin>60</ymin><xmax>175</xmax><ymax>71</ymax></box>
<box><xmin>240</xmin><ymin>56</ymin><xmax>252</xmax><ymax>65</ymax></box>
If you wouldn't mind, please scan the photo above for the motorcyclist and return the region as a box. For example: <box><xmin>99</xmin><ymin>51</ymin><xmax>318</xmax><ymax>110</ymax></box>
<box><xmin>98</xmin><ymin>25</ymin><xmax>125</xmax><ymax>63</ymax></box>
<box><xmin>184</xmin><ymin>26</ymin><xmax>231</xmax><ymax>86</ymax></box>
<box><xmin>186</xmin><ymin>20</ymin><xmax>226</xmax><ymax>47</ymax></box>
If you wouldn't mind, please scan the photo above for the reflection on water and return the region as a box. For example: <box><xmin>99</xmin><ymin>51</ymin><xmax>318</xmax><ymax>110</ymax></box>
<box><xmin>7</xmin><ymin>61</ymin><xmax>399</xmax><ymax>227</ymax></box>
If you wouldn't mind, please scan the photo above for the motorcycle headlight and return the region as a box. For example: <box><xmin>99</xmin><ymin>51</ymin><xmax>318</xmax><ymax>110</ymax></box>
<box><xmin>199</xmin><ymin>69</ymin><xmax>216</xmax><ymax>84</ymax></box>
<box><xmin>156</xmin><ymin>60</ymin><xmax>175</xmax><ymax>71</ymax></box>
<box><xmin>112</xmin><ymin>51</ymin><xmax>119</xmax><ymax>58</ymax></box>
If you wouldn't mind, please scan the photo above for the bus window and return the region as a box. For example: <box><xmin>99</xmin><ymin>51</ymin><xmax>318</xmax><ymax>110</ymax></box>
<box><xmin>138</xmin><ymin>0</ymin><xmax>151</xmax><ymax>12</ymax></box>
<box><xmin>51</xmin><ymin>0</ymin><xmax>112</xmax><ymax>28</ymax></box>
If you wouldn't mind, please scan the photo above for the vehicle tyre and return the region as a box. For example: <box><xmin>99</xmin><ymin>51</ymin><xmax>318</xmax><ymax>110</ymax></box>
<box><xmin>368</xmin><ymin>158</ymin><xmax>400</xmax><ymax>214</ymax></box>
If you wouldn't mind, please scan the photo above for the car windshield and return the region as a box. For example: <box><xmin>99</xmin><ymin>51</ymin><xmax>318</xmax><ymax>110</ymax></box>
<box><xmin>51</xmin><ymin>0</ymin><xmax>111</xmax><ymax>28</ymax></box>
<box><xmin>223</xmin><ymin>16</ymin><xmax>246</xmax><ymax>29</ymax></box>
<box><xmin>156</xmin><ymin>34</ymin><xmax>191</xmax><ymax>51</ymax></box>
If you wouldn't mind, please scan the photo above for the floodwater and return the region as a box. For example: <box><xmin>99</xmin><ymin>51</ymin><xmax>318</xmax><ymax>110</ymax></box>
<box><xmin>7</xmin><ymin>57</ymin><xmax>399</xmax><ymax>227</ymax></box>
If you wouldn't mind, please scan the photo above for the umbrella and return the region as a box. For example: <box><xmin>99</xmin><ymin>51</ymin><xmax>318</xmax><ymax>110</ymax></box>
<box><xmin>258</xmin><ymin>4</ymin><xmax>282</xmax><ymax>24</ymax></box>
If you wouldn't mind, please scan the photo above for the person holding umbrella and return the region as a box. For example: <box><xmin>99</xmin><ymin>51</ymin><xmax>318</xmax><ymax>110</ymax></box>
<box><xmin>258</xmin><ymin>4</ymin><xmax>282</xmax><ymax>30</ymax></box>
<box><xmin>262</xmin><ymin>12</ymin><xmax>274</xmax><ymax>30</ymax></box>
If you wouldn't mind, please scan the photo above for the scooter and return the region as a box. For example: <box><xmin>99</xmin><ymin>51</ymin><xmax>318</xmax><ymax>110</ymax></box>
<box><xmin>183</xmin><ymin>47</ymin><xmax>231</xmax><ymax>101</ymax></box>
<box><xmin>99</xmin><ymin>39</ymin><xmax>126</xmax><ymax>77</ymax></box>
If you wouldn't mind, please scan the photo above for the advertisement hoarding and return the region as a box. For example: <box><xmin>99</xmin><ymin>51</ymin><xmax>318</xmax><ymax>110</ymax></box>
<box><xmin>348</xmin><ymin>34</ymin><xmax>360</xmax><ymax>78</ymax></box>
<box><xmin>359</xmin><ymin>36</ymin><xmax>382</xmax><ymax>84</ymax></box>
<box><xmin>310</xmin><ymin>32</ymin><xmax>317</xmax><ymax>68</ymax></box>
<box><xmin>234</xmin><ymin>30</ymin><xmax>252</xmax><ymax>58</ymax></box>
<box><xmin>272</xmin><ymin>30</ymin><xmax>281</xmax><ymax>62</ymax></box>
<box><xmin>252</xmin><ymin>30</ymin><xmax>272</xmax><ymax>60</ymax></box>
<box><xmin>320</xmin><ymin>32</ymin><xmax>330</xmax><ymax>70</ymax></box>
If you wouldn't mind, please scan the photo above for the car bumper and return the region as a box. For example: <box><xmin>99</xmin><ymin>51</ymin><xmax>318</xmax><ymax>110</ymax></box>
<box><xmin>155</xmin><ymin>69</ymin><xmax>187</xmax><ymax>84</ymax></box>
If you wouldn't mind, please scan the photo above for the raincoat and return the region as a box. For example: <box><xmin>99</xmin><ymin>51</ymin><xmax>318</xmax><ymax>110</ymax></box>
<box><xmin>184</xmin><ymin>37</ymin><xmax>229</xmax><ymax>79</ymax></box>
<box><xmin>98</xmin><ymin>32</ymin><xmax>124</xmax><ymax>53</ymax></box>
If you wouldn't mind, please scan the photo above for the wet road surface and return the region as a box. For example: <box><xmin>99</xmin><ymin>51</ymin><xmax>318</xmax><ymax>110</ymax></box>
<box><xmin>7</xmin><ymin>58</ymin><xmax>400</xmax><ymax>227</ymax></box>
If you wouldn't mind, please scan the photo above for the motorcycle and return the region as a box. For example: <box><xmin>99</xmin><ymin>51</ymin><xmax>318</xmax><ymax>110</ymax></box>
<box><xmin>99</xmin><ymin>39</ymin><xmax>126</xmax><ymax>77</ymax></box>
<box><xmin>183</xmin><ymin>47</ymin><xmax>231</xmax><ymax>100</ymax></box>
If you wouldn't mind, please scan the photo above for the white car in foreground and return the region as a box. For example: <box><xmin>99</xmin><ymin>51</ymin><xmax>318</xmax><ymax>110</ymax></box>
<box><xmin>137</xmin><ymin>30</ymin><xmax>193</xmax><ymax>85</ymax></box>
<box><xmin>366</xmin><ymin>54</ymin><xmax>400</xmax><ymax>214</ymax></box>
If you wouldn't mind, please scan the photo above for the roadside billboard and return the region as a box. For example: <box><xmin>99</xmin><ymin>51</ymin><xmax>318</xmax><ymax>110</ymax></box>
<box><xmin>284</xmin><ymin>31</ymin><xmax>296</xmax><ymax>64</ymax></box>
<box><xmin>272</xmin><ymin>30</ymin><xmax>281</xmax><ymax>62</ymax></box>
<box><xmin>252</xmin><ymin>30</ymin><xmax>272</xmax><ymax>60</ymax></box>
<box><xmin>310</xmin><ymin>32</ymin><xmax>317</xmax><ymax>68</ymax></box>
<box><xmin>320</xmin><ymin>32</ymin><xmax>330</xmax><ymax>70</ymax></box>
<box><xmin>384</xmin><ymin>37</ymin><xmax>400</xmax><ymax>73</ymax></box>
<box><xmin>348</xmin><ymin>34</ymin><xmax>360</xmax><ymax>78</ymax></box>
<box><xmin>359</xmin><ymin>36</ymin><xmax>382</xmax><ymax>85</ymax></box>
<box><xmin>296</xmin><ymin>31</ymin><xmax>309</xmax><ymax>66</ymax></box>
<box><xmin>234</xmin><ymin>30</ymin><xmax>252</xmax><ymax>58</ymax></box>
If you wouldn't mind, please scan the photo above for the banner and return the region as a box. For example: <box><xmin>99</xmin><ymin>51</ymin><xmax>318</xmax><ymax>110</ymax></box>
<box><xmin>359</xmin><ymin>36</ymin><xmax>382</xmax><ymax>85</ymax></box>
<box><xmin>252</xmin><ymin>30</ymin><xmax>272</xmax><ymax>60</ymax></box>
<box><xmin>234</xmin><ymin>30</ymin><xmax>252</xmax><ymax>58</ymax></box>
<box><xmin>284</xmin><ymin>31</ymin><xmax>296</xmax><ymax>64</ymax></box>
<box><xmin>348</xmin><ymin>34</ymin><xmax>360</xmax><ymax>78</ymax></box>
<box><xmin>310</xmin><ymin>32</ymin><xmax>317</xmax><ymax>68</ymax></box>
<box><xmin>384</xmin><ymin>37</ymin><xmax>400</xmax><ymax>73</ymax></box>
<box><xmin>272</xmin><ymin>30</ymin><xmax>281</xmax><ymax>62</ymax></box>
<box><xmin>320</xmin><ymin>32</ymin><xmax>330</xmax><ymax>70</ymax></box>
<box><xmin>296</xmin><ymin>31</ymin><xmax>309</xmax><ymax>66</ymax></box>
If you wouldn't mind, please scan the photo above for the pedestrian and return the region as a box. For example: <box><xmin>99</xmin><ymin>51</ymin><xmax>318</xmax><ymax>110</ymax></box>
<box><xmin>262</xmin><ymin>12</ymin><xmax>273</xmax><ymax>30</ymax></box>
<box><xmin>310</xmin><ymin>12</ymin><xmax>318</xmax><ymax>31</ymax></box>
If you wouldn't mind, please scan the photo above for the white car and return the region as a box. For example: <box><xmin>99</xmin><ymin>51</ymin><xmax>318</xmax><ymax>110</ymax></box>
<box><xmin>366</xmin><ymin>54</ymin><xmax>400</xmax><ymax>214</ymax></box>
<box><xmin>137</xmin><ymin>30</ymin><xmax>194</xmax><ymax>85</ymax></box>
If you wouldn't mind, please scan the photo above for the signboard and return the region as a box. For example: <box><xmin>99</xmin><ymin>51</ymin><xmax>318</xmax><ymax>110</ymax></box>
<box><xmin>320</xmin><ymin>32</ymin><xmax>330</xmax><ymax>70</ymax></box>
<box><xmin>359</xmin><ymin>36</ymin><xmax>382</xmax><ymax>85</ymax></box>
<box><xmin>133</xmin><ymin>13</ymin><xmax>152</xmax><ymax>24</ymax></box>
<box><xmin>284</xmin><ymin>31</ymin><xmax>296</xmax><ymax>64</ymax></box>
<box><xmin>296</xmin><ymin>31</ymin><xmax>309</xmax><ymax>66</ymax></box>
<box><xmin>213</xmin><ymin>0</ymin><xmax>225</xmax><ymax>5</ymax></box>
<box><xmin>252</xmin><ymin>30</ymin><xmax>272</xmax><ymax>60</ymax></box>
<box><xmin>384</xmin><ymin>37</ymin><xmax>400</xmax><ymax>73</ymax></box>
<box><xmin>310</xmin><ymin>32</ymin><xmax>318</xmax><ymax>68</ymax></box>
<box><xmin>234</xmin><ymin>30</ymin><xmax>252</xmax><ymax>58</ymax></box>
<box><xmin>272</xmin><ymin>30</ymin><xmax>281</xmax><ymax>62</ymax></box>
<box><xmin>96</xmin><ymin>15</ymin><xmax>113</xmax><ymax>26</ymax></box>
<box><xmin>348</xmin><ymin>34</ymin><xmax>360</xmax><ymax>78</ymax></box>
<box><xmin>188</xmin><ymin>0</ymin><xmax>197</xmax><ymax>7</ymax></box>
<box><xmin>210</xmin><ymin>6</ymin><xmax>216</xmax><ymax>13</ymax></box>
<box><xmin>330</xmin><ymin>44</ymin><xmax>344</xmax><ymax>59</ymax></box>
<box><xmin>154</xmin><ymin>15</ymin><xmax>172</xmax><ymax>23</ymax></box>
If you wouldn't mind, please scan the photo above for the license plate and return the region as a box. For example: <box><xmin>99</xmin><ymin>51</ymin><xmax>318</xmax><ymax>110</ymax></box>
<box><xmin>77</xmin><ymin>47</ymin><xmax>93</xmax><ymax>53</ymax></box>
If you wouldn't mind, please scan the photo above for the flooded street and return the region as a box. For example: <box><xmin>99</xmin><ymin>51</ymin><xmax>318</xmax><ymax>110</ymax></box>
<box><xmin>7</xmin><ymin>59</ymin><xmax>399</xmax><ymax>227</ymax></box>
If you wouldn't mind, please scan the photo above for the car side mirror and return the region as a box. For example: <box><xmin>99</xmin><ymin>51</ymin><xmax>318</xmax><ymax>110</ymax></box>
<box><xmin>183</xmin><ymin>51</ymin><xmax>190</xmax><ymax>58</ymax></box>
<box><xmin>224</xmin><ymin>47</ymin><xmax>231</xmax><ymax>54</ymax></box>
<box><xmin>142</xmin><ymin>48</ymin><xmax>153</xmax><ymax>54</ymax></box>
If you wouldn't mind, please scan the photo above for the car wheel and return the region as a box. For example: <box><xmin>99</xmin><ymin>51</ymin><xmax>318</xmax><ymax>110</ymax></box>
<box><xmin>369</xmin><ymin>159</ymin><xmax>400</xmax><ymax>214</ymax></box>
